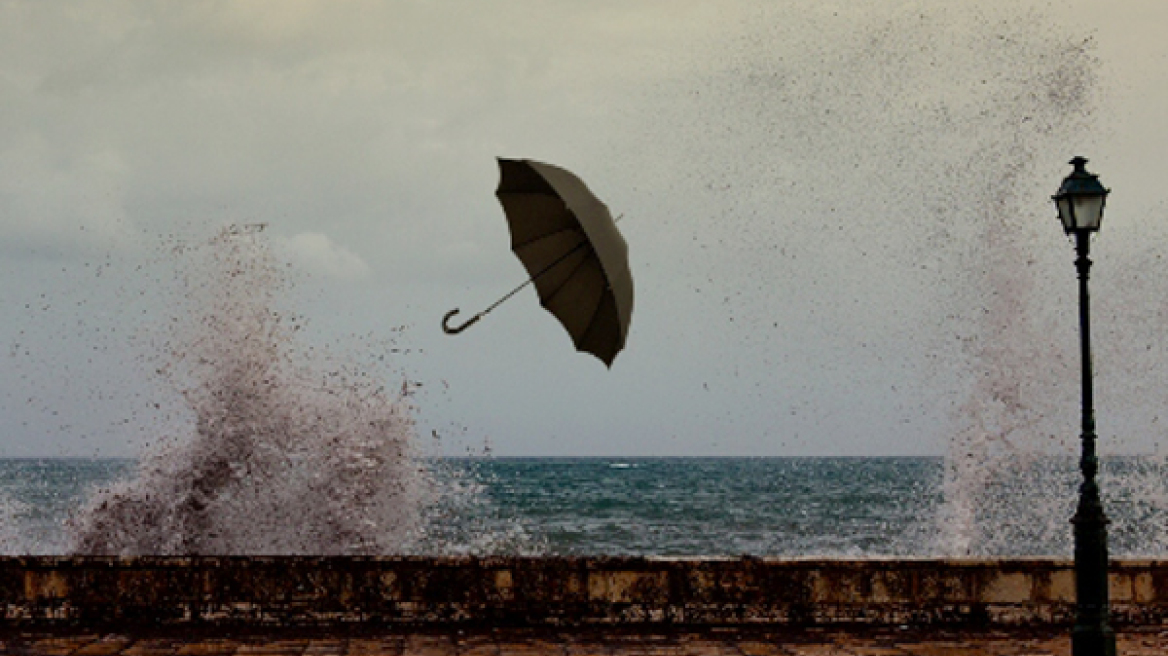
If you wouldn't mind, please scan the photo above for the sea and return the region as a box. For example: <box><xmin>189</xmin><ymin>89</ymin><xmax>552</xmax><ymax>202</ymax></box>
<box><xmin>6</xmin><ymin>227</ymin><xmax>1167</xmax><ymax>558</ymax></box>
<box><xmin>3</xmin><ymin>456</ymin><xmax>1166</xmax><ymax>557</ymax></box>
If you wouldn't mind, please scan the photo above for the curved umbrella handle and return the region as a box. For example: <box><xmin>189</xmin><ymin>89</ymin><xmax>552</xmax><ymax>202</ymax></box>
<box><xmin>441</xmin><ymin>267</ymin><xmax>538</xmax><ymax>335</ymax></box>
<box><xmin>442</xmin><ymin>308</ymin><xmax>482</xmax><ymax>335</ymax></box>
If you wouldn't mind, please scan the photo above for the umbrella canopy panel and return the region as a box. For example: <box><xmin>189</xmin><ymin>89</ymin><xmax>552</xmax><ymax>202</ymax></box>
<box><xmin>495</xmin><ymin>159</ymin><xmax>633</xmax><ymax>366</ymax></box>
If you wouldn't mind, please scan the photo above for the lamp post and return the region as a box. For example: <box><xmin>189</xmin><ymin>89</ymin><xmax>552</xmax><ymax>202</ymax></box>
<box><xmin>1052</xmin><ymin>156</ymin><xmax>1115</xmax><ymax>656</ymax></box>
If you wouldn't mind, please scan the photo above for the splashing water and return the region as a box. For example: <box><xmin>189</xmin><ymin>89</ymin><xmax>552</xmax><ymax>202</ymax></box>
<box><xmin>0</xmin><ymin>494</ymin><xmax>29</xmax><ymax>554</ymax></box>
<box><xmin>627</xmin><ymin>2</ymin><xmax>1132</xmax><ymax>555</ymax></box>
<box><xmin>66</xmin><ymin>227</ymin><xmax>434</xmax><ymax>555</ymax></box>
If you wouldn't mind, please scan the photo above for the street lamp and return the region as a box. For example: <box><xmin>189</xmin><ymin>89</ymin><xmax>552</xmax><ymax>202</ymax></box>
<box><xmin>1052</xmin><ymin>156</ymin><xmax>1115</xmax><ymax>656</ymax></box>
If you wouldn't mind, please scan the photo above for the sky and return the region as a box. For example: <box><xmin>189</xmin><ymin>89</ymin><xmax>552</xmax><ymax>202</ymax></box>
<box><xmin>2</xmin><ymin>0</ymin><xmax>1168</xmax><ymax>458</ymax></box>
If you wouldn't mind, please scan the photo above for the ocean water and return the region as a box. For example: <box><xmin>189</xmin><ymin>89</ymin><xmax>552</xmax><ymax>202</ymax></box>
<box><xmin>2</xmin><ymin>455</ymin><xmax>1164</xmax><ymax>557</ymax></box>
<box><xmin>459</xmin><ymin>457</ymin><xmax>940</xmax><ymax>557</ymax></box>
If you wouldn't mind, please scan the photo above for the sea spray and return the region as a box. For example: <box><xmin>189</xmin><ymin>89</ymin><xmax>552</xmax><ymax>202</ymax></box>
<box><xmin>634</xmin><ymin>3</ymin><xmax>1106</xmax><ymax>554</ymax></box>
<box><xmin>926</xmin><ymin>36</ymin><xmax>1101</xmax><ymax>555</ymax></box>
<box><xmin>67</xmin><ymin>226</ymin><xmax>434</xmax><ymax>555</ymax></box>
<box><xmin>0</xmin><ymin>493</ymin><xmax>28</xmax><ymax>554</ymax></box>
<box><xmin>834</xmin><ymin>13</ymin><xmax>1101</xmax><ymax>555</ymax></box>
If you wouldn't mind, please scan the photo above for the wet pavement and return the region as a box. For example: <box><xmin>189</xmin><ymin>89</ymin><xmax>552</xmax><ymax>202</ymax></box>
<box><xmin>2</xmin><ymin>627</ymin><xmax>1168</xmax><ymax>656</ymax></box>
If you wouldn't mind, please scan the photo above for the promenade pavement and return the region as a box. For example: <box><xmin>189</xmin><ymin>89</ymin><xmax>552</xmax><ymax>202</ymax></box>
<box><xmin>3</xmin><ymin>627</ymin><xmax>1168</xmax><ymax>656</ymax></box>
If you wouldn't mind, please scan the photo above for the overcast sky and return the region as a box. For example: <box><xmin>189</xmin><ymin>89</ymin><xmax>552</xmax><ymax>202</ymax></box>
<box><xmin>3</xmin><ymin>0</ymin><xmax>1168</xmax><ymax>458</ymax></box>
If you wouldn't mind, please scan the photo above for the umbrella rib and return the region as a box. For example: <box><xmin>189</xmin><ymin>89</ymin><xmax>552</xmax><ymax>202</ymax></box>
<box><xmin>480</xmin><ymin>236</ymin><xmax>591</xmax><ymax>318</ymax></box>
<box><xmin>539</xmin><ymin>249</ymin><xmax>590</xmax><ymax>300</ymax></box>
<box><xmin>512</xmin><ymin>226</ymin><xmax>580</xmax><ymax>251</ymax></box>
<box><xmin>575</xmin><ymin>286</ymin><xmax>608</xmax><ymax>351</ymax></box>
<box><xmin>541</xmin><ymin>252</ymin><xmax>600</xmax><ymax>319</ymax></box>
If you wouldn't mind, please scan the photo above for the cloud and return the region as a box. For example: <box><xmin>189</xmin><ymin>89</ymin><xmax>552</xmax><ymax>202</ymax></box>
<box><xmin>0</xmin><ymin>133</ymin><xmax>139</xmax><ymax>256</ymax></box>
<box><xmin>279</xmin><ymin>231</ymin><xmax>371</xmax><ymax>281</ymax></box>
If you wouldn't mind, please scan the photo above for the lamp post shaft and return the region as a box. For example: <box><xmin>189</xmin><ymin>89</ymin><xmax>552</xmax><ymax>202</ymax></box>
<box><xmin>1071</xmin><ymin>230</ymin><xmax>1116</xmax><ymax>656</ymax></box>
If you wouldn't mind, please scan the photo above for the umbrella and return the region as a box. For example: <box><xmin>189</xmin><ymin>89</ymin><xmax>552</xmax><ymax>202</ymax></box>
<box><xmin>442</xmin><ymin>158</ymin><xmax>633</xmax><ymax>367</ymax></box>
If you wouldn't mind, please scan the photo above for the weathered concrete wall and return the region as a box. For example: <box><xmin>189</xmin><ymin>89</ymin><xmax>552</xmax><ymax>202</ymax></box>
<box><xmin>3</xmin><ymin>557</ymin><xmax>1168</xmax><ymax>628</ymax></box>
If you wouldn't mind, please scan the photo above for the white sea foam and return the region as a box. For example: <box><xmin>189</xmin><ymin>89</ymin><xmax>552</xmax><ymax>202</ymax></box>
<box><xmin>66</xmin><ymin>227</ymin><xmax>433</xmax><ymax>555</ymax></box>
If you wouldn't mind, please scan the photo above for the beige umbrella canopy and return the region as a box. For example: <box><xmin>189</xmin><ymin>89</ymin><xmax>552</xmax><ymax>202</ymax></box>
<box><xmin>443</xmin><ymin>158</ymin><xmax>633</xmax><ymax>367</ymax></box>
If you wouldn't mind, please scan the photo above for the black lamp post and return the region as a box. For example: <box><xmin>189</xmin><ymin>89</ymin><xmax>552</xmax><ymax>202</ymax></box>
<box><xmin>1052</xmin><ymin>156</ymin><xmax>1116</xmax><ymax>656</ymax></box>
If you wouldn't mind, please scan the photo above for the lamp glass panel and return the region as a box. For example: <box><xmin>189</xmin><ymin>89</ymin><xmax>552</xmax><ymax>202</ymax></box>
<box><xmin>1072</xmin><ymin>195</ymin><xmax>1105</xmax><ymax>230</ymax></box>
<box><xmin>1056</xmin><ymin>197</ymin><xmax>1075</xmax><ymax>231</ymax></box>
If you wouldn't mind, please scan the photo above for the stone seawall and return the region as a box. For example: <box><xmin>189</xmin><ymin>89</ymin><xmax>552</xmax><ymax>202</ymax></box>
<box><xmin>3</xmin><ymin>557</ymin><xmax>1168</xmax><ymax>628</ymax></box>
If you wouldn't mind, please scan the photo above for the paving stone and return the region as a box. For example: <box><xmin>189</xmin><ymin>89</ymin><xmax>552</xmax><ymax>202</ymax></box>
<box><xmin>562</xmin><ymin>640</ymin><xmax>610</xmax><ymax>656</ymax></box>
<box><xmin>656</xmin><ymin>641</ymin><xmax>738</xmax><ymax>656</ymax></box>
<box><xmin>347</xmin><ymin>639</ymin><xmax>401</xmax><ymax>656</ymax></box>
<box><xmin>593</xmin><ymin>636</ymin><xmax>698</xmax><ymax>656</ymax></box>
<box><xmin>456</xmin><ymin>644</ymin><xmax>499</xmax><ymax>656</ymax></box>
<box><xmin>175</xmin><ymin>639</ymin><xmax>242</xmax><ymax>656</ymax></box>
<box><xmin>610</xmin><ymin>646</ymin><xmax>689</xmax><ymax>656</ymax></box>
<box><xmin>997</xmin><ymin>638</ymin><xmax>1069</xmax><ymax>656</ymax></box>
<box><xmin>30</xmin><ymin>636</ymin><xmax>100</xmax><ymax>656</ymax></box>
<box><xmin>487</xmin><ymin>642</ymin><xmax>552</xmax><ymax>656</ymax></box>
<box><xmin>122</xmin><ymin>639</ymin><xmax>182</xmax><ymax>656</ymax></box>
<box><xmin>897</xmin><ymin>641</ymin><xmax>998</xmax><ymax>656</ymax></box>
<box><xmin>1116</xmin><ymin>636</ymin><xmax>1168</xmax><ymax>656</ymax></box>
<box><xmin>237</xmin><ymin>640</ymin><xmax>307</xmax><ymax>654</ymax></box>
<box><xmin>779</xmin><ymin>644</ymin><xmax>851</xmax><ymax>656</ymax></box>
<box><xmin>901</xmin><ymin>639</ymin><xmax>995</xmax><ymax>648</ymax></box>
<box><xmin>402</xmin><ymin>635</ymin><xmax>454</xmax><ymax>656</ymax></box>
<box><xmin>301</xmin><ymin>640</ymin><xmax>346</xmax><ymax>656</ymax></box>
<box><xmin>836</xmin><ymin>642</ymin><xmax>909</xmax><ymax>656</ymax></box>
<box><xmin>74</xmin><ymin>637</ymin><xmax>134</xmax><ymax>656</ymax></box>
<box><xmin>736</xmin><ymin>639</ymin><xmax>790</xmax><ymax>656</ymax></box>
<box><xmin>1121</xmin><ymin>633</ymin><xmax>1168</xmax><ymax>646</ymax></box>
<box><xmin>564</xmin><ymin>634</ymin><xmax>629</xmax><ymax>656</ymax></box>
